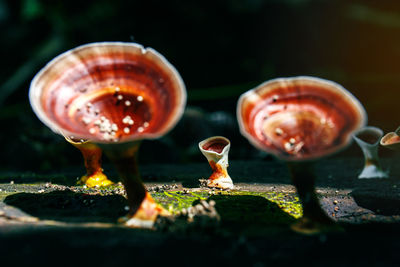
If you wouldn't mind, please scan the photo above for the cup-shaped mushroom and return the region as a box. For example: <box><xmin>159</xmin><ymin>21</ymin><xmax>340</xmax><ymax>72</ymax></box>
<box><xmin>65</xmin><ymin>136</ymin><xmax>113</xmax><ymax>187</ymax></box>
<box><xmin>29</xmin><ymin>42</ymin><xmax>186</xmax><ymax>228</ymax></box>
<box><xmin>199</xmin><ymin>136</ymin><xmax>234</xmax><ymax>190</ymax></box>
<box><xmin>237</xmin><ymin>76</ymin><xmax>366</xmax><ymax>234</ymax></box>
<box><xmin>352</xmin><ymin>126</ymin><xmax>388</xmax><ymax>179</ymax></box>
<box><xmin>380</xmin><ymin>126</ymin><xmax>400</xmax><ymax>151</ymax></box>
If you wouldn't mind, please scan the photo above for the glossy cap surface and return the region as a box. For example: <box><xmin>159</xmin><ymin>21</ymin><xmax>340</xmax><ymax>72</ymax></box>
<box><xmin>380</xmin><ymin>127</ymin><xmax>400</xmax><ymax>151</ymax></box>
<box><xmin>30</xmin><ymin>42</ymin><xmax>186</xmax><ymax>143</ymax></box>
<box><xmin>237</xmin><ymin>76</ymin><xmax>367</xmax><ymax>161</ymax></box>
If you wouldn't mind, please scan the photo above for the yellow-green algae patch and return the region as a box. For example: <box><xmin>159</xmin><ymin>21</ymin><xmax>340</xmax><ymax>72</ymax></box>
<box><xmin>0</xmin><ymin>191</ymin><xmax>15</xmax><ymax>202</ymax></box>
<box><xmin>0</xmin><ymin>183</ymin><xmax>302</xmax><ymax>229</ymax></box>
<box><xmin>151</xmin><ymin>190</ymin><xmax>302</xmax><ymax>223</ymax></box>
<box><xmin>151</xmin><ymin>191</ymin><xmax>209</xmax><ymax>213</ymax></box>
<box><xmin>45</xmin><ymin>182</ymin><xmax>302</xmax><ymax>221</ymax></box>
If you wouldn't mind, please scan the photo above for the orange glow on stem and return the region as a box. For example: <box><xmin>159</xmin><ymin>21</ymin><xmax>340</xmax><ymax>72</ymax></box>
<box><xmin>78</xmin><ymin>143</ymin><xmax>103</xmax><ymax>176</ymax></box>
<box><xmin>69</xmin><ymin>140</ymin><xmax>113</xmax><ymax>187</ymax></box>
<box><xmin>208</xmin><ymin>160</ymin><xmax>228</xmax><ymax>181</ymax></box>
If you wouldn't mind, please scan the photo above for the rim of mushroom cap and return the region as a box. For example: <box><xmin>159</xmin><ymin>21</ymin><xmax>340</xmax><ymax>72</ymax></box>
<box><xmin>198</xmin><ymin>136</ymin><xmax>231</xmax><ymax>156</ymax></box>
<box><xmin>237</xmin><ymin>76</ymin><xmax>367</xmax><ymax>161</ymax></box>
<box><xmin>352</xmin><ymin>126</ymin><xmax>383</xmax><ymax>147</ymax></box>
<box><xmin>29</xmin><ymin>42</ymin><xmax>187</xmax><ymax>143</ymax></box>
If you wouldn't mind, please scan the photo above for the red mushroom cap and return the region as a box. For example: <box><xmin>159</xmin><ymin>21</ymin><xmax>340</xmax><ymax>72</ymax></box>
<box><xmin>201</xmin><ymin>137</ymin><xmax>230</xmax><ymax>154</ymax></box>
<box><xmin>237</xmin><ymin>76</ymin><xmax>367</xmax><ymax>161</ymax></box>
<box><xmin>29</xmin><ymin>42</ymin><xmax>186</xmax><ymax>143</ymax></box>
<box><xmin>380</xmin><ymin>131</ymin><xmax>400</xmax><ymax>150</ymax></box>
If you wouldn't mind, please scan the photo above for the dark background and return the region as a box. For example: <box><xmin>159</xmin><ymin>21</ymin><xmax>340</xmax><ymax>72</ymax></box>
<box><xmin>0</xmin><ymin>0</ymin><xmax>399</xmax><ymax>173</ymax></box>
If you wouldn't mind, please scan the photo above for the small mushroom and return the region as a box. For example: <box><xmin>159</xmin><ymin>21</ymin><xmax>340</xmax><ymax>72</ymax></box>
<box><xmin>380</xmin><ymin>126</ymin><xmax>400</xmax><ymax>150</ymax></box>
<box><xmin>199</xmin><ymin>136</ymin><xmax>234</xmax><ymax>190</ymax></box>
<box><xmin>29</xmin><ymin>42</ymin><xmax>186</xmax><ymax>228</ymax></box>
<box><xmin>65</xmin><ymin>136</ymin><xmax>113</xmax><ymax>187</ymax></box>
<box><xmin>237</xmin><ymin>76</ymin><xmax>366</xmax><ymax>234</ymax></box>
<box><xmin>352</xmin><ymin>126</ymin><xmax>388</xmax><ymax>179</ymax></box>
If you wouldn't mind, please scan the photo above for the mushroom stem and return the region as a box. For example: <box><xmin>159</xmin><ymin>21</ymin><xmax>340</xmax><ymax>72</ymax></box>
<box><xmin>205</xmin><ymin>159</ymin><xmax>234</xmax><ymax>190</ymax></box>
<box><xmin>104</xmin><ymin>142</ymin><xmax>145</xmax><ymax>210</ymax></box>
<box><xmin>65</xmin><ymin>138</ymin><xmax>113</xmax><ymax>187</ymax></box>
<box><xmin>287</xmin><ymin>161</ymin><xmax>334</xmax><ymax>233</ymax></box>
<box><xmin>102</xmin><ymin>141</ymin><xmax>168</xmax><ymax>228</ymax></box>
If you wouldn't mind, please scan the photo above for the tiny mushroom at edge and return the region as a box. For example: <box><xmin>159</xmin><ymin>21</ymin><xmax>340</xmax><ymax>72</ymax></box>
<box><xmin>380</xmin><ymin>126</ymin><xmax>400</xmax><ymax>151</ymax></box>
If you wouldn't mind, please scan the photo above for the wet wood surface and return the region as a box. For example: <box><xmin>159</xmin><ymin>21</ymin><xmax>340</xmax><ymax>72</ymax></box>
<box><xmin>1</xmin><ymin>158</ymin><xmax>400</xmax><ymax>266</ymax></box>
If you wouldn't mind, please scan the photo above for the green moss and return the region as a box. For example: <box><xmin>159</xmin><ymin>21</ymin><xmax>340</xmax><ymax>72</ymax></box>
<box><xmin>0</xmin><ymin>191</ymin><xmax>15</xmax><ymax>201</ymax></box>
<box><xmin>220</xmin><ymin>190</ymin><xmax>302</xmax><ymax>219</ymax></box>
<box><xmin>151</xmin><ymin>189</ymin><xmax>302</xmax><ymax>221</ymax></box>
<box><xmin>0</xmin><ymin>182</ymin><xmax>302</xmax><ymax>229</ymax></box>
<box><xmin>152</xmin><ymin>191</ymin><xmax>209</xmax><ymax>213</ymax></box>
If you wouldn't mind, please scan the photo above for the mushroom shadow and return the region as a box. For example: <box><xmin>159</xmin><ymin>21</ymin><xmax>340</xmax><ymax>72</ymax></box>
<box><xmin>4</xmin><ymin>190</ymin><xmax>127</xmax><ymax>223</ymax></box>
<box><xmin>202</xmin><ymin>194</ymin><xmax>297</xmax><ymax>233</ymax></box>
<box><xmin>351</xmin><ymin>179</ymin><xmax>400</xmax><ymax>215</ymax></box>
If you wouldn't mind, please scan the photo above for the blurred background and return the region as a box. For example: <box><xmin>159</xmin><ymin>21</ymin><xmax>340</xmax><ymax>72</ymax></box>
<box><xmin>0</xmin><ymin>0</ymin><xmax>399</xmax><ymax>173</ymax></box>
